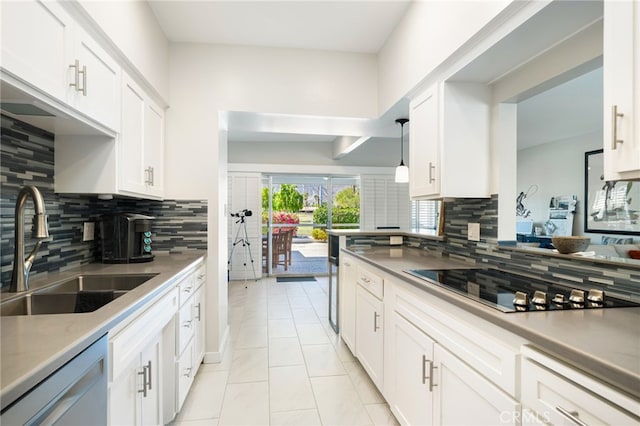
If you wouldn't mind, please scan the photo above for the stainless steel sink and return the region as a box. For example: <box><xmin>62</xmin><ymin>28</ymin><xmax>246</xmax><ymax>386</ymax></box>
<box><xmin>1</xmin><ymin>274</ymin><xmax>157</xmax><ymax>316</ymax></box>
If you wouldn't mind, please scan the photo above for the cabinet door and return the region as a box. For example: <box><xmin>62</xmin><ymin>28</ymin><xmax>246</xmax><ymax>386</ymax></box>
<box><xmin>603</xmin><ymin>1</ymin><xmax>640</xmax><ymax>180</ymax></box>
<box><xmin>110</xmin><ymin>353</ymin><xmax>141</xmax><ymax>426</ymax></box>
<box><xmin>388</xmin><ymin>312</ymin><xmax>435</xmax><ymax>426</ymax></box>
<box><xmin>355</xmin><ymin>286</ymin><xmax>384</xmax><ymax>390</ymax></box>
<box><xmin>73</xmin><ymin>27</ymin><xmax>121</xmax><ymax>132</ymax></box>
<box><xmin>1</xmin><ymin>0</ymin><xmax>74</xmax><ymax>101</ymax></box>
<box><xmin>434</xmin><ymin>345</ymin><xmax>520</xmax><ymax>426</ymax></box>
<box><xmin>193</xmin><ymin>285</ymin><xmax>206</xmax><ymax>367</ymax></box>
<box><xmin>139</xmin><ymin>336</ymin><xmax>162</xmax><ymax>426</ymax></box>
<box><xmin>339</xmin><ymin>256</ymin><xmax>357</xmax><ymax>353</ymax></box>
<box><xmin>120</xmin><ymin>74</ymin><xmax>147</xmax><ymax>195</ymax></box>
<box><xmin>409</xmin><ymin>84</ymin><xmax>440</xmax><ymax>198</ymax></box>
<box><xmin>143</xmin><ymin>100</ymin><xmax>164</xmax><ymax>198</ymax></box>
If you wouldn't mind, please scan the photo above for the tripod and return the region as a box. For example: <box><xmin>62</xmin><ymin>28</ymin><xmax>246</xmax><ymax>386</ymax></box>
<box><xmin>227</xmin><ymin>214</ymin><xmax>258</xmax><ymax>285</ymax></box>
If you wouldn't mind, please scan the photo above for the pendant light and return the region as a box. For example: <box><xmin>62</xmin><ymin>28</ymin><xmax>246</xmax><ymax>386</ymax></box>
<box><xmin>395</xmin><ymin>118</ymin><xmax>409</xmax><ymax>183</ymax></box>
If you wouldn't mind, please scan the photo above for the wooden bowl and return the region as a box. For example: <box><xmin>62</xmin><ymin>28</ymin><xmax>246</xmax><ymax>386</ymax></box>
<box><xmin>551</xmin><ymin>236</ymin><xmax>591</xmax><ymax>254</ymax></box>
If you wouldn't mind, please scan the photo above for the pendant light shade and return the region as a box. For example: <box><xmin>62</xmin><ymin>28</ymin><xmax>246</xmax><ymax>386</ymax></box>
<box><xmin>395</xmin><ymin>118</ymin><xmax>409</xmax><ymax>183</ymax></box>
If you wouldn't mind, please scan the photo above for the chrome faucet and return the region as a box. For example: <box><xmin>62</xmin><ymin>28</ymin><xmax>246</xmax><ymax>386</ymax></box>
<box><xmin>10</xmin><ymin>185</ymin><xmax>49</xmax><ymax>292</ymax></box>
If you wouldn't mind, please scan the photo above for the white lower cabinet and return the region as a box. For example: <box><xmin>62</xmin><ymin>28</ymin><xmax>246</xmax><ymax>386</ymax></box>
<box><xmin>521</xmin><ymin>347</ymin><xmax>639</xmax><ymax>426</ymax></box>
<box><xmin>339</xmin><ymin>254</ymin><xmax>358</xmax><ymax>353</ymax></box>
<box><xmin>388</xmin><ymin>312</ymin><xmax>435</xmax><ymax>426</ymax></box>
<box><xmin>355</xmin><ymin>285</ymin><xmax>384</xmax><ymax>391</ymax></box>
<box><xmin>110</xmin><ymin>334</ymin><xmax>162</xmax><ymax>426</ymax></box>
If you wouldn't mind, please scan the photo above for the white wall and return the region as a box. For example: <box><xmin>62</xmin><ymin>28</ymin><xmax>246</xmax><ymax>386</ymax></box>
<box><xmin>517</xmin><ymin>131</ymin><xmax>602</xmax><ymax>237</ymax></box>
<box><xmin>166</xmin><ymin>43</ymin><xmax>378</xmax><ymax>360</ymax></box>
<box><xmin>79</xmin><ymin>0</ymin><xmax>170</xmax><ymax>101</ymax></box>
<box><xmin>377</xmin><ymin>0</ymin><xmax>511</xmax><ymax>114</ymax></box>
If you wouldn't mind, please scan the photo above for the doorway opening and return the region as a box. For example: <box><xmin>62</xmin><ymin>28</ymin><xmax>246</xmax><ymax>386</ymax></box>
<box><xmin>262</xmin><ymin>174</ymin><xmax>360</xmax><ymax>277</ymax></box>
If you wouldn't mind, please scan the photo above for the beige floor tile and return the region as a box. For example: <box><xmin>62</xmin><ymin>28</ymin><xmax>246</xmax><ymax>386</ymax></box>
<box><xmin>228</xmin><ymin>347</ymin><xmax>268</xmax><ymax>383</ymax></box>
<box><xmin>268</xmin><ymin>318</ymin><xmax>298</xmax><ymax>339</ymax></box>
<box><xmin>270</xmin><ymin>409</ymin><xmax>322</xmax><ymax>426</ymax></box>
<box><xmin>333</xmin><ymin>337</ymin><xmax>357</xmax><ymax>363</ymax></box>
<box><xmin>269</xmin><ymin>365</ymin><xmax>316</xmax><ymax>413</ymax></box>
<box><xmin>310</xmin><ymin>375</ymin><xmax>373</xmax><ymax>426</ymax></box>
<box><xmin>365</xmin><ymin>404</ymin><xmax>399</xmax><ymax>426</ymax></box>
<box><xmin>235</xmin><ymin>324</ymin><xmax>268</xmax><ymax>349</ymax></box>
<box><xmin>268</xmin><ymin>303</ymin><xmax>293</xmax><ymax>320</ymax></box>
<box><xmin>177</xmin><ymin>370</ymin><xmax>228</xmax><ymax>422</ymax></box>
<box><xmin>269</xmin><ymin>337</ymin><xmax>305</xmax><ymax>367</ymax></box>
<box><xmin>291</xmin><ymin>308</ymin><xmax>320</xmax><ymax>324</ymax></box>
<box><xmin>241</xmin><ymin>307</ymin><xmax>268</xmax><ymax>325</ymax></box>
<box><xmin>218</xmin><ymin>382</ymin><xmax>270</xmax><ymax>426</ymax></box>
<box><xmin>296</xmin><ymin>323</ymin><xmax>330</xmax><ymax>345</ymax></box>
<box><xmin>302</xmin><ymin>344</ymin><xmax>346</xmax><ymax>377</ymax></box>
<box><xmin>343</xmin><ymin>361</ymin><xmax>385</xmax><ymax>404</ymax></box>
<box><xmin>174</xmin><ymin>418</ymin><xmax>219</xmax><ymax>426</ymax></box>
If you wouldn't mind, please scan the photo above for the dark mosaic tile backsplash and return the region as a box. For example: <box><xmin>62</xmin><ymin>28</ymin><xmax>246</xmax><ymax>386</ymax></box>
<box><xmin>1</xmin><ymin>114</ymin><xmax>207</xmax><ymax>288</ymax></box>
<box><xmin>348</xmin><ymin>195</ymin><xmax>640</xmax><ymax>301</ymax></box>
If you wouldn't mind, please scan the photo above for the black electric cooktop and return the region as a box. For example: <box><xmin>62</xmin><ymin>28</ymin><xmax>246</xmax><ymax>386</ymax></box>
<box><xmin>404</xmin><ymin>268</ymin><xmax>640</xmax><ymax>313</ymax></box>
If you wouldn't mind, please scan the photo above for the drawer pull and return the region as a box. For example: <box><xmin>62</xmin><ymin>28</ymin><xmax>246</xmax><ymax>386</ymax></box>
<box><xmin>195</xmin><ymin>303</ymin><xmax>202</xmax><ymax>320</ymax></box>
<box><xmin>428</xmin><ymin>162</ymin><xmax>436</xmax><ymax>183</ymax></box>
<box><xmin>137</xmin><ymin>365</ymin><xmax>148</xmax><ymax>397</ymax></box>
<box><xmin>373</xmin><ymin>312</ymin><xmax>380</xmax><ymax>332</ymax></box>
<box><xmin>183</xmin><ymin>286</ymin><xmax>192</xmax><ymax>293</ymax></box>
<box><xmin>183</xmin><ymin>320</ymin><xmax>192</xmax><ymax>328</ymax></box>
<box><xmin>429</xmin><ymin>361</ymin><xmax>437</xmax><ymax>392</ymax></box>
<box><xmin>556</xmin><ymin>406</ymin><xmax>588</xmax><ymax>426</ymax></box>
<box><xmin>146</xmin><ymin>360</ymin><xmax>152</xmax><ymax>390</ymax></box>
<box><xmin>197</xmin><ymin>274</ymin><xmax>205</xmax><ymax>280</ymax></box>
<box><xmin>421</xmin><ymin>355</ymin><xmax>428</xmax><ymax>385</ymax></box>
<box><xmin>184</xmin><ymin>367</ymin><xmax>192</xmax><ymax>378</ymax></box>
<box><xmin>611</xmin><ymin>105</ymin><xmax>624</xmax><ymax>150</ymax></box>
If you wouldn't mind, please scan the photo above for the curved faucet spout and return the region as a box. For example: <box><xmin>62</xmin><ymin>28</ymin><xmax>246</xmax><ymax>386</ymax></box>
<box><xmin>10</xmin><ymin>185</ymin><xmax>49</xmax><ymax>292</ymax></box>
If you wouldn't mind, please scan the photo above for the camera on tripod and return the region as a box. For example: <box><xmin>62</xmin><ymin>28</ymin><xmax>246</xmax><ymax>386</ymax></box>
<box><xmin>230</xmin><ymin>209</ymin><xmax>252</xmax><ymax>218</ymax></box>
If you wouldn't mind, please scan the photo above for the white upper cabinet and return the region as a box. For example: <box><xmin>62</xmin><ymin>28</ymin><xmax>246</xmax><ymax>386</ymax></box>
<box><xmin>120</xmin><ymin>73</ymin><xmax>165</xmax><ymax>199</ymax></box>
<box><xmin>409</xmin><ymin>82</ymin><xmax>491</xmax><ymax>200</ymax></box>
<box><xmin>1</xmin><ymin>0</ymin><xmax>121</xmax><ymax>133</ymax></box>
<box><xmin>603</xmin><ymin>0</ymin><xmax>640</xmax><ymax>180</ymax></box>
<box><xmin>1</xmin><ymin>1</ymin><xmax>74</xmax><ymax>101</ymax></box>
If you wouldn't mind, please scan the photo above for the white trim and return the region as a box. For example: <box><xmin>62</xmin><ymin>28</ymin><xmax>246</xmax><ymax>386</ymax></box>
<box><xmin>203</xmin><ymin>324</ymin><xmax>230</xmax><ymax>364</ymax></box>
<box><xmin>229</xmin><ymin>162</ymin><xmax>394</xmax><ymax>176</ymax></box>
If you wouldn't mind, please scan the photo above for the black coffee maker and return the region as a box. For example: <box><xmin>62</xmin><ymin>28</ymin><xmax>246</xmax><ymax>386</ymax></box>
<box><xmin>100</xmin><ymin>213</ymin><xmax>155</xmax><ymax>263</ymax></box>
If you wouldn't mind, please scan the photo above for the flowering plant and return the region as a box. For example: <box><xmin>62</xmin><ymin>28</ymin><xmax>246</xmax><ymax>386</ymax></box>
<box><xmin>271</xmin><ymin>212</ymin><xmax>299</xmax><ymax>235</ymax></box>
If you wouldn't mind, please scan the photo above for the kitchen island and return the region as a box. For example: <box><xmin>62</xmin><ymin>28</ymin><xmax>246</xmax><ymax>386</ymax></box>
<box><xmin>342</xmin><ymin>245</ymin><xmax>640</xmax><ymax>401</ymax></box>
<box><xmin>0</xmin><ymin>251</ymin><xmax>205</xmax><ymax>411</ymax></box>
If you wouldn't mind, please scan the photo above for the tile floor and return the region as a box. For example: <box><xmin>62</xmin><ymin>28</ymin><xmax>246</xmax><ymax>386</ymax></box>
<box><xmin>172</xmin><ymin>276</ymin><xmax>398</xmax><ymax>426</ymax></box>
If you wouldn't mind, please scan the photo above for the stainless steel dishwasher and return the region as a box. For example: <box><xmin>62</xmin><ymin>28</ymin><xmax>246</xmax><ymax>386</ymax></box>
<box><xmin>1</xmin><ymin>334</ymin><xmax>108</xmax><ymax>425</ymax></box>
<box><xmin>328</xmin><ymin>233</ymin><xmax>339</xmax><ymax>333</ymax></box>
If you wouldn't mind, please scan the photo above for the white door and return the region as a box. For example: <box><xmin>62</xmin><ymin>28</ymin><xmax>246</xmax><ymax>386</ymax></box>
<box><xmin>339</xmin><ymin>256</ymin><xmax>357</xmax><ymax>353</ymax></box>
<box><xmin>109</xmin><ymin>354</ymin><xmax>142</xmax><ymax>426</ymax></box>
<box><xmin>388</xmin><ymin>312</ymin><xmax>435</xmax><ymax>426</ymax></box>
<box><xmin>139</xmin><ymin>336</ymin><xmax>162</xmax><ymax>426</ymax></box>
<box><xmin>410</xmin><ymin>84</ymin><xmax>441</xmax><ymax>198</ymax></box>
<box><xmin>434</xmin><ymin>344</ymin><xmax>520</xmax><ymax>425</ymax></box>
<box><xmin>355</xmin><ymin>286</ymin><xmax>384</xmax><ymax>390</ymax></box>
<box><xmin>144</xmin><ymin>100</ymin><xmax>164</xmax><ymax>198</ymax></box>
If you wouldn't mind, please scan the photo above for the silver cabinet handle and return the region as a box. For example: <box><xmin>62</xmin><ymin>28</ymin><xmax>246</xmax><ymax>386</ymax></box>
<box><xmin>428</xmin><ymin>360</ymin><xmax>437</xmax><ymax>392</ymax></box>
<box><xmin>146</xmin><ymin>360</ymin><xmax>152</xmax><ymax>391</ymax></box>
<box><xmin>137</xmin><ymin>365</ymin><xmax>148</xmax><ymax>397</ymax></box>
<box><xmin>422</xmin><ymin>355</ymin><xmax>428</xmax><ymax>385</ymax></box>
<box><xmin>183</xmin><ymin>286</ymin><xmax>192</xmax><ymax>293</ymax></box>
<box><xmin>373</xmin><ymin>312</ymin><xmax>380</xmax><ymax>332</ymax></box>
<box><xmin>183</xmin><ymin>320</ymin><xmax>193</xmax><ymax>328</ymax></box>
<box><xmin>79</xmin><ymin>65</ymin><xmax>87</xmax><ymax>96</ymax></box>
<box><xmin>428</xmin><ymin>162</ymin><xmax>436</xmax><ymax>183</ymax></box>
<box><xmin>611</xmin><ymin>105</ymin><xmax>624</xmax><ymax>150</ymax></box>
<box><xmin>556</xmin><ymin>406</ymin><xmax>589</xmax><ymax>426</ymax></box>
<box><xmin>184</xmin><ymin>367</ymin><xmax>193</xmax><ymax>378</ymax></box>
<box><xmin>197</xmin><ymin>273</ymin><xmax>205</xmax><ymax>280</ymax></box>
<box><xmin>69</xmin><ymin>59</ymin><xmax>80</xmax><ymax>91</ymax></box>
<box><xmin>149</xmin><ymin>167</ymin><xmax>154</xmax><ymax>186</ymax></box>
<box><xmin>195</xmin><ymin>302</ymin><xmax>202</xmax><ymax>320</ymax></box>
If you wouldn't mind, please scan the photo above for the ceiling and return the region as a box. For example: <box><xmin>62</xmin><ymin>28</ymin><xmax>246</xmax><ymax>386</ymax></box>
<box><xmin>148</xmin><ymin>0</ymin><xmax>411</xmax><ymax>54</ymax></box>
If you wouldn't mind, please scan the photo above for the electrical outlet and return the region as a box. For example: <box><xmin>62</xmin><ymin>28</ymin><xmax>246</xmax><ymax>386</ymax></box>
<box><xmin>83</xmin><ymin>222</ymin><xmax>95</xmax><ymax>241</ymax></box>
<box><xmin>468</xmin><ymin>223</ymin><xmax>480</xmax><ymax>242</ymax></box>
<box><xmin>390</xmin><ymin>235</ymin><xmax>403</xmax><ymax>245</ymax></box>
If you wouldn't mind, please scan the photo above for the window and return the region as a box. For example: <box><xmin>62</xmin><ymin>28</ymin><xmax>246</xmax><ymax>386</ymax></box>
<box><xmin>411</xmin><ymin>200</ymin><xmax>441</xmax><ymax>231</ymax></box>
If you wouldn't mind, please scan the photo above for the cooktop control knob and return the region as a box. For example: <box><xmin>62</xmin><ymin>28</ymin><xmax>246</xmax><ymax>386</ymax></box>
<box><xmin>532</xmin><ymin>291</ymin><xmax>548</xmax><ymax>306</ymax></box>
<box><xmin>569</xmin><ymin>289</ymin><xmax>585</xmax><ymax>304</ymax></box>
<box><xmin>513</xmin><ymin>291</ymin><xmax>530</xmax><ymax>308</ymax></box>
<box><xmin>552</xmin><ymin>293</ymin><xmax>568</xmax><ymax>305</ymax></box>
<box><xmin>588</xmin><ymin>289</ymin><xmax>604</xmax><ymax>303</ymax></box>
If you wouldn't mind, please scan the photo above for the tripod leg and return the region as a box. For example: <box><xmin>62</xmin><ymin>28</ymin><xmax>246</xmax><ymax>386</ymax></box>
<box><xmin>241</xmin><ymin>220</ymin><xmax>259</xmax><ymax>281</ymax></box>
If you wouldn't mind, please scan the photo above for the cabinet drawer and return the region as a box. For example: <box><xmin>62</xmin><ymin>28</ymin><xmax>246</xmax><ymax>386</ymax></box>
<box><xmin>521</xmin><ymin>358</ymin><xmax>639</xmax><ymax>425</ymax></box>
<box><xmin>392</xmin><ymin>282</ymin><xmax>518</xmax><ymax>396</ymax></box>
<box><xmin>177</xmin><ymin>299</ymin><xmax>195</xmax><ymax>355</ymax></box>
<box><xmin>194</xmin><ymin>265</ymin><xmax>206</xmax><ymax>289</ymax></box>
<box><xmin>357</xmin><ymin>265</ymin><xmax>383</xmax><ymax>299</ymax></box>
<box><xmin>178</xmin><ymin>273</ymin><xmax>195</xmax><ymax>306</ymax></box>
<box><xmin>176</xmin><ymin>343</ymin><xmax>194</xmax><ymax>411</ymax></box>
<box><xmin>110</xmin><ymin>287</ymin><xmax>177</xmax><ymax>381</ymax></box>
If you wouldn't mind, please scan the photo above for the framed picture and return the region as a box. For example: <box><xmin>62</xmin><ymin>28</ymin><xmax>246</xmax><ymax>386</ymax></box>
<box><xmin>584</xmin><ymin>149</ymin><xmax>640</xmax><ymax>235</ymax></box>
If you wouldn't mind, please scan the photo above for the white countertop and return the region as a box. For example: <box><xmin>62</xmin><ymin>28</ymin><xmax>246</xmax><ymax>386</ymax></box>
<box><xmin>344</xmin><ymin>246</ymin><xmax>640</xmax><ymax>399</ymax></box>
<box><xmin>0</xmin><ymin>252</ymin><xmax>206</xmax><ymax>410</ymax></box>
